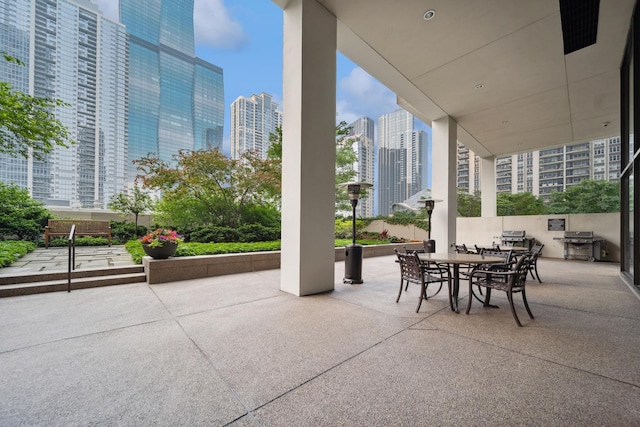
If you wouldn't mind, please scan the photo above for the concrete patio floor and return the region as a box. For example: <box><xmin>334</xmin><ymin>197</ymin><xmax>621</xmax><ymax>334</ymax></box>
<box><xmin>0</xmin><ymin>256</ymin><xmax>639</xmax><ymax>426</ymax></box>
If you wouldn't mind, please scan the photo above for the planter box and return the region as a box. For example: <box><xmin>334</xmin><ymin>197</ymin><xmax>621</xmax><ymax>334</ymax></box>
<box><xmin>143</xmin><ymin>242</ymin><xmax>423</xmax><ymax>284</ymax></box>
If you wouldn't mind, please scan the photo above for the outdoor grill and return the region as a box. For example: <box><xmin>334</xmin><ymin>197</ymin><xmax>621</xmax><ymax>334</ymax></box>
<box><xmin>500</xmin><ymin>230</ymin><xmax>534</xmax><ymax>250</ymax></box>
<box><xmin>554</xmin><ymin>231</ymin><xmax>607</xmax><ymax>262</ymax></box>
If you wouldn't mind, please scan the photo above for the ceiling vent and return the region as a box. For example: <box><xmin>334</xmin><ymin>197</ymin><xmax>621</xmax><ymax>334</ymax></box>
<box><xmin>559</xmin><ymin>0</ymin><xmax>600</xmax><ymax>55</ymax></box>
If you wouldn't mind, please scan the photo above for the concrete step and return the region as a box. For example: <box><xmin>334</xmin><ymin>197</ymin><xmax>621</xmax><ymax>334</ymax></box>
<box><xmin>0</xmin><ymin>265</ymin><xmax>147</xmax><ymax>297</ymax></box>
<box><xmin>0</xmin><ymin>265</ymin><xmax>144</xmax><ymax>286</ymax></box>
<box><xmin>0</xmin><ymin>271</ymin><xmax>147</xmax><ymax>298</ymax></box>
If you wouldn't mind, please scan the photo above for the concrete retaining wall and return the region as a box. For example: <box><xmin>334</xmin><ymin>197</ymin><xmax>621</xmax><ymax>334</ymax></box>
<box><xmin>143</xmin><ymin>242</ymin><xmax>423</xmax><ymax>284</ymax></box>
<box><xmin>364</xmin><ymin>212</ymin><xmax>620</xmax><ymax>262</ymax></box>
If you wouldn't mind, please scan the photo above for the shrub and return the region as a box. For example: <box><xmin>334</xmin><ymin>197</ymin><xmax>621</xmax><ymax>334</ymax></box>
<box><xmin>0</xmin><ymin>240</ymin><xmax>36</xmax><ymax>267</ymax></box>
<box><xmin>43</xmin><ymin>237</ymin><xmax>110</xmax><ymax>247</ymax></box>
<box><xmin>110</xmin><ymin>221</ymin><xmax>148</xmax><ymax>241</ymax></box>
<box><xmin>189</xmin><ymin>226</ymin><xmax>240</xmax><ymax>243</ymax></box>
<box><xmin>0</xmin><ymin>183</ymin><xmax>51</xmax><ymax>241</ymax></box>
<box><xmin>335</xmin><ymin>218</ymin><xmax>366</xmax><ymax>239</ymax></box>
<box><xmin>237</xmin><ymin>224</ymin><xmax>280</xmax><ymax>242</ymax></box>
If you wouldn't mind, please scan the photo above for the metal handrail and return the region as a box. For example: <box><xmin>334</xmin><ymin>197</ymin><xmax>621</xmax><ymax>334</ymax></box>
<box><xmin>67</xmin><ymin>224</ymin><xmax>76</xmax><ymax>292</ymax></box>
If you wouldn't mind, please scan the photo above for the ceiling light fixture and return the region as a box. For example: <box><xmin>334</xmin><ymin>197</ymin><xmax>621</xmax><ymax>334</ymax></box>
<box><xmin>423</xmin><ymin>9</ymin><xmax>435</xmax><ymax>20</ymax></box>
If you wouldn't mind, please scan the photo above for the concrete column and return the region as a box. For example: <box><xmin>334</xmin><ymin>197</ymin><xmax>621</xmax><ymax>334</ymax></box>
<box><xmin>480</xmin><ymin>156</ymin><xmax>496</xmax><ymax>217</ymax></box>
<box><xmin>281</xmin><ymin>0</ymin><xmax>337</xmax><ymax>296</ymax></box>
<box><xmin>431</xmin><ymin>116</ymin><xmax>457</xmax><ymax>252</ymax></box>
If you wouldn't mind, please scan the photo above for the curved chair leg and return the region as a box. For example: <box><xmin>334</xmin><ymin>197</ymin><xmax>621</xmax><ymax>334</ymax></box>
<box><xmin>465</xmin><ymin>280</ymin><xmax>474</xmax><ymax>315</ymax></box>
<box><xmin>428</xmin><ymin>281</ymin><xmax>443</xmax><ymax>298</ymax></box>
<box><xmin>416</xmin><ymin>283</ymin><xmax>426</xmax><ymax>312</ymax></box>
<box><xmin>396</xmin><ymin>279</ymin><xmax>404</xmax><ymax>303</ymax></box>
<box><xmin>534</xmin><ymin>263</ymin><xmax>542</xmax><ymax>283</ymax></box>
<box><xmin>521</xmin><ymin>289</ymin><xmax>535</xmax><ymax>319</ymax></box>
<box><xmin>507</xmin><ymin>291</ymin><xmax>523</xmax><ymax>327</ymax></box>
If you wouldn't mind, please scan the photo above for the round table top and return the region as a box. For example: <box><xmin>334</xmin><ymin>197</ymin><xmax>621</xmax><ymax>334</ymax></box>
<box><xmin>418</xmin><ymin>252</ymin><xmax>506</xmax><ymax>264</ymax></box>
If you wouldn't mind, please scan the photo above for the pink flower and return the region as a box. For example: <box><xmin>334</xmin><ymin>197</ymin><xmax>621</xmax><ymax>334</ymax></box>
<box><xmin>139</xmin><ymin>228</ymin><xmax>183</xmax><ymax>248</ymax></box>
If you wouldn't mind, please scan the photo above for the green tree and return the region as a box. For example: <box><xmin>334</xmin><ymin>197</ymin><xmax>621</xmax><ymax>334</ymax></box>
<box><xmin>0</xmin><ymin>52</ymin><xmax>72</xmax><ymax>160</ymax></box>
<box><xmin>107</xmin><ymin>187</ymin><xmax>154</xmax><ymax>236</ymax></box>
<box><xmin>266</xmin><ymin>123</ymin><xmax>367</xmax><ymax>215</ymax></box>
<box><xmin>497</xmin><ymin>192</ymin><xmax>546</xmax><ymax>216</ymax></box>
<box><xmin>546</xmin><ymin>179</ymin><xmax>620</xmax><ymax>214</ymax></box>
<box><xmin>0</xmin><ymin>182</ymin><xmax>50</xmax><ymax>240</ymax></box>
<box><xmin>134</xmin><ymin>149</ymin><xmax>281</xmax><ymax>230</ymax></box>
<box><xmin>335</xmin><ymin>121</ymin><xmax>359</xmax><ymax>213</ymax></box>
<box><xmin>266</xmin><ymin>126</ymin><xmax>282</xmax><ymax>160</ymax></box>
<box><xmin>457</xmin><ymin>189</ymin><xmax>481</xmax><ymax>217</ymax></box>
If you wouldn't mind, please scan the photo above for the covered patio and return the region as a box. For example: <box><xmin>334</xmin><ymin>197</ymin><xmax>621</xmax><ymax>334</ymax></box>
<box><xmin>271</xmin><ymin>0</ymin><xmax>638</xmax><ymax>296</ymax></box>
<box><xmin>1</xmin><ymin>257</ymin><xmax>638</xmax><ymax>425</ymax></box>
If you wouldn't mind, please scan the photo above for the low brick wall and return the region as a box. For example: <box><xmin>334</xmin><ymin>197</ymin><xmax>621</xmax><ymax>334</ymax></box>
<box><xmin>143</xmin><ymin>242</ymin><xmax>423</xmax><ymax>284</ymax></box>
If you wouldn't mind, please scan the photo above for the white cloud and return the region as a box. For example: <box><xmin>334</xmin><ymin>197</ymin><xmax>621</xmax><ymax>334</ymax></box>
<box><xmin>336</xmin><ymin>67</ymin><xmax>398</xmax><ymax>125</ymax></box>
<box><xmin>95</xmin><ymin>0</ymin><xmax>119</xmax><ymax>21</ymax></box>
<box><xmin>194</xmin><ymin>0</ymin><xmax>248</xmax><ymax>50</ymax></box>
<box><xmin>95</xmin><ymin>0</ymin><xmax>248</xmax><ymax>50</ymax></box>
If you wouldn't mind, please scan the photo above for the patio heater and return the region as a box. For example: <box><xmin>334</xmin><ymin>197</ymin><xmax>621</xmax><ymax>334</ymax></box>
<box><xmin>338</xmin><ymin>182</ymin><xmax>372</xmax><ymax>284</ymax></box>
<box><xmin>419</xmin><ymin>198</ymin><xmax>442</xmax><ymax>253</ymax></box>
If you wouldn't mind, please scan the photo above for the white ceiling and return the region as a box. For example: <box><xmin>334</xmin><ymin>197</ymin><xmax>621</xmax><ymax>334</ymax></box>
<box><xmin>274</xmin><ymin>0</ymin><xmax>636</xmax><ymax>158</ymax></box>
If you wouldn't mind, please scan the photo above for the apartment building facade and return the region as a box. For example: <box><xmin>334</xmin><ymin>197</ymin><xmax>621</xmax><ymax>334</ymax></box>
<box><xmin>457</xmin><ymin>137</ymin><xmax>621</xmax><ymax>199</ymax></box>
<box><xmin>0</xmin><ymin>0</ymin><xmax>128</xmax><ymax>208</ymax></box>
<box><xmin>346</xmin><ymin>117</ymin><xmax>375</xmax><ymax>217</ymax></box>
<box><xmin>230</xmin><ymin>92</ymin><xmax>282</xmax><ymax>160</ymax></box>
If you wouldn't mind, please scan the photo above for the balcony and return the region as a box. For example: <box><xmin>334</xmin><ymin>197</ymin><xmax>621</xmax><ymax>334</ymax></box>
<box><xmin>0</xmin><ymin>256</ymin><xmax>638</xmax><ymax>424</ymax></box>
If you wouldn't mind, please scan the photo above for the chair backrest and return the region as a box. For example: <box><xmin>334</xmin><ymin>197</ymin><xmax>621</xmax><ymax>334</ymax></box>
<box><xmin>510</xmin><ymin>253</ymin><xmax>532</xmax><ymax>289</ymax></box>
<box><xmin>403</xmin><ymin>245</ymin><xmax>425</xmax><ymax>254</ymax></box>
<box><xmin>478</xmin><ymin>248</ymin><xmax>513</xmax><ymax>270</ymax></box>
<box><xmin>475</xmin><ymin>244</ymin><xmax>501</xmax><ymax>253</ymax></box>
<box><xmin>479</xmin><ymin>248</ymin><xmax>512</xmax><ymax>263</ymax></box>
<box><xmin>530</xmin><ymin>243</ymin><xmax>544</xmax><ymax>256</ymax></box>
<box><xmin>395</xmin><ymin>251</ymin><xmax>424</xmax><ymax>284</ymax></box>
<box><xmin>452</xmin><ymin>243</ymin><xmax>471</xmax><ymax>253</ymax></box>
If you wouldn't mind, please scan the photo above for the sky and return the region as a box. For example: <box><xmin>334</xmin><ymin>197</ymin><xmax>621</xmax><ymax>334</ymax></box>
<box><xmin>95</xmin><ymin>0</ymin><xmax>427</xmax><ymax>157</ymax></box>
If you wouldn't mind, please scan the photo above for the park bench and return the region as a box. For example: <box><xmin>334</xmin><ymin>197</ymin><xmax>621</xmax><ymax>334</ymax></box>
<box><xmin>44</xmin><ymin>219</ymin><xmax>111</xmax><ymax>248</ymax></box>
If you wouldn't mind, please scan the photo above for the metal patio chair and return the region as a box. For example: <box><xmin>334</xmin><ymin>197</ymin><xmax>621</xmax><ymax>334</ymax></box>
<box><xmin>395</xmin><ymin>249</ymin><xmax>449</xmax><ymax>313</ymax></box>
<box><xmin>466</xmin><ymin>253</ymin><xmax>535</xmax><ymax>327</ymax></box>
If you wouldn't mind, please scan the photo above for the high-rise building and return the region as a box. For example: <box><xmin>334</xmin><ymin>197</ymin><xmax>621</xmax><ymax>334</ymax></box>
<box><xmin>230</xmin><ymin>93</ymin><xmax>282</xmax><ymax>160</ymax></box>
<box><xmin>377</xmin><ymin>109</ymin><xmax>428</xmax><ymax>216</ymax></box>
<box><xmin>0</xmin><ymin>0</ymin><xmax>128</xmax><ymax>208</ymax></box>
<box><xmin>121</xmin><ymin>0</ymin><xmax>224</xmax><ymax>181</ymax></box>
<box><xmin>346</xmin><ymin>117</ymin><xmax>375</xmax><ymax>217</ymax></box>
<box><xmin>457</xmin><ymin>137</ymin><xmax>621</xmax><ymax>199</ymax></box>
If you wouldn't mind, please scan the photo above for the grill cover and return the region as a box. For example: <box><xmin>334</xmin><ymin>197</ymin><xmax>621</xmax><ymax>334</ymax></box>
<box><xmin>502</xmin><ymin>230</ymin><xmax>526</xmax><ymax>238</ymax></box>
<box><xmin>564</xmin><ymin>231</ymin><xmax>594</xmax><ymax>240</ymax></box>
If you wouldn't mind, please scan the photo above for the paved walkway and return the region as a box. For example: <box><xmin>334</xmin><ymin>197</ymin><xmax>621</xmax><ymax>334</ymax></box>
<box><xmin>0</xmin><ymin>256</ymin><xmax>638</xmax><ymax>425</ymax></box>
<box><xmin>0</xmin><ymin>245</ymin><xmax>136</xmax><ymax>275</ymax></box>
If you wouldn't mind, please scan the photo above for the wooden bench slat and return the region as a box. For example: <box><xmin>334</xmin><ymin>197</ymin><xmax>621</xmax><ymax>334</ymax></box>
<box><xmin>45</xmin><ymin>219</ymin><xmax>111</xmax><ymax>248</ymax></box>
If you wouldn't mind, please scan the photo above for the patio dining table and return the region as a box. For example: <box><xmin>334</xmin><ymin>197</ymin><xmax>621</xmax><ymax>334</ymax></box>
<box><xmin>418</xmin><ymin>252</ymin><xmax>506</xmax><ymax>313</ymax></box>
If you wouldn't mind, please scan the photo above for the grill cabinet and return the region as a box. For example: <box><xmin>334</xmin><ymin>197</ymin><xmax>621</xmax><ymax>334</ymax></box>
<box><xmin>554</xmin><ymin>231</ymin><xmax>606</xmax><ymax>261</ymax></box>
<box><xmin>500</xmin><ymin>230</ymin><xmax>534</xmax><ymax>250</ymax></box>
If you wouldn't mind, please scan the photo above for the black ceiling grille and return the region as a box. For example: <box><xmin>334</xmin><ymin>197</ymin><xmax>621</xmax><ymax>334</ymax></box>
<box><xmin>559</xmin><ymin>0</ymin><xmax>600</xmax><ymax>55</ymax></box>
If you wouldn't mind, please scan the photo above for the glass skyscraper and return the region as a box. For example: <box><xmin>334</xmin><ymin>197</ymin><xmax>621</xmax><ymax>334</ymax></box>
<box><xmin>377</xmin><ymin>109</ymin><xmax>428</xmax><ymax>216</ymax></box>
<box><xmin>0</xmin><ymin>0</ymin><xmax>128</xmax><ymax>208</ymax></box>
<box><xmin>121</xmin><ymin>0</ymin><xmax>224</xmax><ymax>182</ymax></box>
